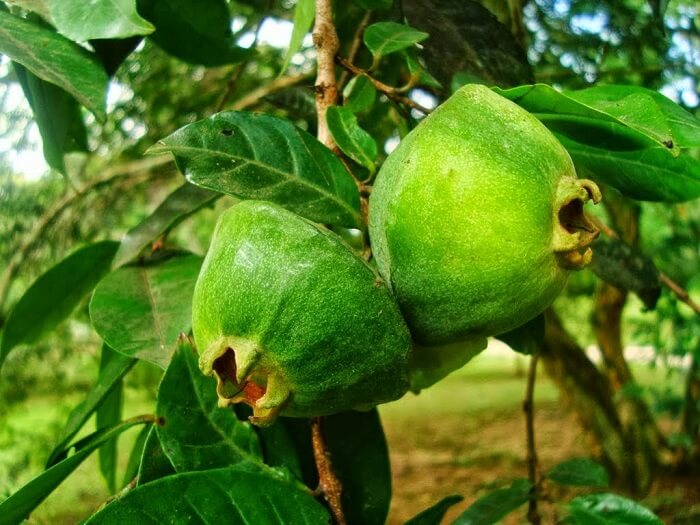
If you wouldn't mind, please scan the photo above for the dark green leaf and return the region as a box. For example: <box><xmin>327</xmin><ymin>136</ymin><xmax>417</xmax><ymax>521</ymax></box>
<box><xmin>49</xmin><ymin>0</ymin><xmax>154</xmax><ymax>41</ymax></box>
<box><xmin>404</xmin><ymin>49</ymin><xmax>442</xmax><ymax>90</ymax></box>
<box><xmin>497</xmin><ymin>314</ymin><xmax>545</xmax><ymax>356</ymax></box>
<box><xmin>590</xmin><ymin>239</ymin><xmax>661</xmax><ymax>310</ymax></box>
<box><xmin>121</xmin><ymin>424</ymin><xmax>151</xmax><ymax>488</ymax></box>
<box><xmin>452</xmin><ymin>478</ymin><xmax>532</xmax><ymax>525</ymax></box>
<box><xmin>568</xmin><ymin>493</ymin><xmax>663</xmax><ymax>525</ymax></box>
<box><xmin>364</xmin><ymin>21</ymin><xmax>428</xmax><ymax>57</ymax></box>
<box><xmin>255</xmin><ymin>418</ymin><xmax>304</xmax><ymax>481</ymax></box>
<box><xmin>0</xmin><ymin>9</ymin><xmax>108</xmax><ymax>119</ymax></box>
<box><xmin>0</xmin><ymin>417</ymin><xmax>152</xmax><ymax>525</ymax></box>
<box><xmin>113</xmin><ymin>183</ymin><xmax>218</xmax><ymax>268</ymax></box>
<box><xmin>325</xmin><ymin>409</ymin><xmax>392</xmax><ymax>525</ymax></box>
<box><xmin>405</xmin><ymin>495</ymin><xmax>464</xmax><ymax>525</ymax></box>
<box><xmin>149</xmin><ymin>112</ymin><xmax>362</xmax><ymax>229</ymax></box>
<box><xmin>343</xmin><ymin>75</ymin><xmax>377</xmax><ymax>114</ymax></box>
<box><xmin>13</xmin><ymin>62</ymin><xmax>88</xmax><ymax>175</ymax></box>
<box><xmin>84</xmin><ymin>467</ymin><xmax>330</xmax><ymax>524</ymax></box>
<box><xmin>136</xmin><ymin>0</ymin><xmax>250</xmax><ymax>66</ymax></box>
<box><xmin>353</xmin><ymin>0</ymin><xmax>392</xmax><ymax>10</ymax></box>
<box><xmin>546</xmin><ymin>458</ymin><xmax>609</xmax><ymax>488</ymax></box>
<box><xmin>327</xmin><ymin>105</ymin><xmax>378</xmax><ymax>173</ymax></box>
<box><xmin>156</xmin><ymin>338</ymin><xmax>263</xmax><ymax>472</ymax></box>
<box><xmin>136</xmin><ymin>426</ymin><xmax>175</xmax><ymax>486</ymax></box>
<box><xmin>90</xmin><ymin>36</ymin><xmax>142</xmax><ymax>76</ymax></box>
<box><xmin>280</xmin><ymin>0</ymin><xmax>314</xmax><ymax>75</ymax></box>
<box><xmin>1</xmin><ymin>241</ymin><xmax>118</xmax><ymax>368</ymax></box>
<box><xmin>47</xmin><ymin>347</ymin><xmax>136</xmax><ymax>466</ymax></box>
<box><xmin>89</xmin><ymin>253</ymin><xmax>202</xmax><ymax>368</ymax></box>
<box><xmin>97</xmin><ymin>346</ymin><xmax>125</xmax><ymax>493</ymax></box>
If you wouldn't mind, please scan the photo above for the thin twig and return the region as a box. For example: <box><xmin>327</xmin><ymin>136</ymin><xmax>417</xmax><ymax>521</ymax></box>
<box><xmin>311</xmin><ymin>417</ymin><xmax>346</xmax><ymax>525</ymax></box>
<box><xmin>230</xmin><ymin>72</ymin><xmax>313</xmax><ymax>111</ymax></box>
<box><xmin>337</xmin><ymin>10</ymin><xmax>372</xmax><ymax>91</ymax></box>
<box><xmin>587</xmin><ymin>213</ymin><xmax>700</xmax><ymax>316</ymax></box>
<box><xmin>335</xmin><ymin>56</ymin><xmax>432</xmax><ymax>115</ymax></box>
<box><xmin>524</xmin><ymin>354</ymin><xmax>542</xmax><ymax>525</ymax></box>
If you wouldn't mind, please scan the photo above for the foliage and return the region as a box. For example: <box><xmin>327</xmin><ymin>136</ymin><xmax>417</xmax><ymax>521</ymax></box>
<box><xmin>0</xmin><ymin>0</ymin><xmax>698</xmax><ymax>524</ymax></box>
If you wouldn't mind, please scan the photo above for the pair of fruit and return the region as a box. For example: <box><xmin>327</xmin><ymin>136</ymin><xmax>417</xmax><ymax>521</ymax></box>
<box><xmin>192</xmin><ymin>85</ymin><xmax>601</xmax><ymax>425</ymax></box>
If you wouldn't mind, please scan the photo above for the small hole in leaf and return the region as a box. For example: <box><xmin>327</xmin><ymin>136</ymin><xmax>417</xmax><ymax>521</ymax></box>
<box><xmin>221</xmin><ymin>129</ymin><xmax>234</xmax><ymax>136</ymax></box>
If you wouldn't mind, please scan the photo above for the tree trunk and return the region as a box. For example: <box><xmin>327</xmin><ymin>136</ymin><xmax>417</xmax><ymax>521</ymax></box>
<box><xmin>682</xmin><ymin>353</ymin><xmax>700</xmax><ymax>465</ymax></box>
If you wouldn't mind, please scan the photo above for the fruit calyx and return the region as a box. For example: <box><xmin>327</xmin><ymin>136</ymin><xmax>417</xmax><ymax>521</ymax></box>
<box><xmin>199</xmin><ymin>336</ymin><xmax>291</xmax><ymax>426</ymax></box>
<box><xmin>552</xmin><ymin>177</ymin><xmax>602</xmax><ymax>270</ymax></box>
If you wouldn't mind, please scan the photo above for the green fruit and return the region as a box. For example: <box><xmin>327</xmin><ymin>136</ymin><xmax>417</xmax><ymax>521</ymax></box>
<box><xmin>192</xmin><ymin>201</ymin><xmax>411</xmax><ymax>425</ymax></box>
<box><xmin>369</xmin><ymin>84</ymin><xmax>601</xmax><ymax>346</ymax></box>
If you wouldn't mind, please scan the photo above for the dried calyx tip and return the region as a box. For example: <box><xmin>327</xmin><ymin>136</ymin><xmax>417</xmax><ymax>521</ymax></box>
<box><xmin>553</xmin><ymin>178</ymin><xmax>602</xmax><ymax>270</ymax></box>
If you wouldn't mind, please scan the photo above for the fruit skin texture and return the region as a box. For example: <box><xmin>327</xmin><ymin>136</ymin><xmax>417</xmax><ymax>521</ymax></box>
<box><xmin>369</xmin><ymin>84</ymin><xmax>600</xmax><ymax>346</ymax></box>
<box><xmin>192</xmin><ymin>201</ymin><xmax>411</xmax><ymax>425</ymax></box>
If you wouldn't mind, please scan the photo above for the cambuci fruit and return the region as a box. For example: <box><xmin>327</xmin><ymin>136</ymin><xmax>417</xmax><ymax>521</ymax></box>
<box><xmin>192</xmin><ymin>201</ymin><xmax>411</xmax><ymax>426</ymax></box>
<box><xmin>369</xmin><ymin>84</ymin><xmax>601</xmax><ymax>350</ymax></box>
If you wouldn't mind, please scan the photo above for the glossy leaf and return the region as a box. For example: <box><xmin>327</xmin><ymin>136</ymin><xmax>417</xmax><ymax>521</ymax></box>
<box><xmin>97</xmin><ymin>346</ymin><xmax>125</xmax><ymax>493</ymax></box>
<box><xmin>13</xmin><ymin>62</ymin><xmax>88</xmax><ymax>175</ymax></box>
<box><xmin>0</xmin><ymin>417</ymin><xmax>152</xmax><ymax>525</ymax></box>
<box><xmin>49</xmin><ymin>0</ymin><xmax>154</xmax><ymax>41</ymax></box>
<box><xmin>546</xmin><ymin>458</ymin><xmax>609</xmax><ymax>488</ymax></box>
<box><xmin>136</xmin><ymin>427</ymin><xmax>175</xmax><ymax>486</ymax></box>
<box><xmin>327</xmin><ymin>105</ymin><xmax>378</xmax><ymax>173</ymax></box>
<box><xmin>255</xmin><ymin>418</ymin><xmax>305</xmax><ymax>482</ymax></box>
<box><xmin>364</xmin><ymin>21</ymin><xmax>428</xmax><ymax>57</ymax></box>
<box><xmin>156</xmin><ymin>339</ymin><xmax>263</xmax><ymax>472</ymax></box>
<box><xmin>406</xmin><ymin>495</ymin><xmax>464</xmax><ymax>525</ymax></box>
<box><xmin>137</xmin><ymin>0</ymin><xmax>250</xmax><ymax>66</ymax></box>
<box><xmin>121</xmin><ymin>424</ymin><xmax>151</xmax><ymax>488</ymax></box>
<box><xmin>568</xmin><ymin>493</ymin><xmax>663</xmax><ymax>525</ymax></box>
<box><xmin>325</xmin><ymin>409</ymin><xmax>392</xmax><ymax>525</ymax></box>
<box><xmin>1</xmin><ymin>241</ymin><xmax>118</xmax><ymax>368</ymax></box>
<box><xmin>280</xmin><ymin>0</ymin><xmax>313</xmax><ymax>75</ymax></box>
<box><xmin>343</xmin><ymin>75</ymin><xmax>377</xmax><ymax>114</ymax></box>
<box><xmin>47</xmin><ymin>346</ymin><xmax>136</xmax><ymax>466</ymax></box>
<box><xmin>404</xmin><ymin>49</ymin><xmax>442</xmax><ymax>90</ymax></box>
<box><xmin>497</xmin><ymin>314</ymin><xmax>544</xmax><ymax>356</ymax></box>
<box><xmin>149</xmin><ymin>111</ymin><xmax>362</xmax><ymax>229</ymax></box>
<box><xmin>0</xmin><ymin>9</ymin><xmax>108</xmax><ymax>119</ymax></box>
<box><xmin>113</xmin><ymin>183</ymin><xmax>218</xmax><ymax>268</ymax></box>
<box><xmin>89</xmin><ymin>253</ymin><xmax>202</xmax><ymax>368</ymax></box>
<box><xmin>452</xmin><ymin>478</ymin><xmax>532</xmax><ymax>525</ymax></box>
<box><xmin>84</xmin><ymin>467</ymin><xmax>330</xmax><ymax>524</ymax></box>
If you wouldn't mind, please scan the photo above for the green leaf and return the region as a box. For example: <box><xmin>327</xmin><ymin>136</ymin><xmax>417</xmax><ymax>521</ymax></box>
<box><xmin>403</xmin><ymin>49</ymin><xmax>441</xmax><ymax>90</ymax></box>
<box><xmin>113</xmin><ymin>183</ymin><xmax>218</xmax><ymax>268</ymax></box>
<box><xmin>546</xmin><ymin>458</ymin><xmax>609</xmax><ymax>488</ymax></box>
<box><xmin>568</xmin><ymin>493</ymin><xmax>663</xmax><ymax>525</ymax></box>
<box><xmin>327</xmin><ymin>105</ymin><xmax>378</xmax><ymax>173</ymax></box>
<box><xmin>0</xmin><ymin>416</ymin><xmax>152</xmax><ymax>525</ymax></box>
<box><xmin>136</xmin><ymin>427</ymin><xmax>175</xmax><ymax>486</ymax></box>
<box><xmin>84</xmin><ymin>467</ymin><xmax>330</xmax><ymax>524</ymax></box>
<box><xmin>47</xmin><ymin>346</ymin><xmax>136</xmax><ymax>466</ymax></box>
<box><xmin>13</xmin><ymin>62</ymin><xmax>88</xmax><ymax>175</ymax></box>
<box><xmin>1</xmin><ymin>241</ymin><xmax>118</xmax><ymax>368</ymax></box>
<box><xmin>156</xmin><ymin>338</ymin><xmax>263</xmax><ymax>472</ymax></box>
<box><xmin>91</xmin><ymin>36</ymin><xmax>142</xmax><ymax>76</ymax></box>
<box><xmin>48</xmin><ymin>0</ymin><xmax>154</xmax><ymax>41</ymax></box>
<box><xmin>136</xmin><ymin>0</ymin><xmax>250</xmax><ymax>66</ymax></box>
<box><xmin>353</xmin><ymin>0</ymin><xmax>393</xmax><ymax>10</ymax></box>
<box><xmin>279</xmin><ymin>0</ymin><xmax>313</xmax><ymax>75</ymax></box>
<box><xmin>497</xmin><ymin>314</ymin><xmax>544</xmax><ymax>356</ymax></box>
<box><xmin>452</xmin><ymin>478</ymin><xmax>532</xmax><ymax>525</ymax></box>
<box><xmin>343</xmin><ymin>75</ymin><xmax>377</xmax><ymax>114</ymax></box>
<box><xmin>325</xmin><ymin>409</ymin><xmax>392</xmax><ymax>525</ymax></box>
<box><xmin>405</xmin><ymin>495</ymin><xmax>464</xmax><ymax>525</ymax></box>
<box><xmin>121</xmin><ymin>423</ymin><xmax>151</xmax><ymax>488</ymax></box>
<box><xmin>255</xmin><ymin>418</ymin><xmax>304</xmax><ymax>482</ymax></box>
<box><xmin>89</xmin><ymin>253</ymin><xmax>202</xmax><ymax>368</ymax></box>
<box><xmin>97</xmin><ymin>346</ymin><xmax>125</xmax><ymax>493</ymax></box>
<box><xmin>4</xmin><ymin>0</ymin><xmax>52</xmax><ymax>21</ymax></box>
<box><xmin>149</xmin><ymin>111</ymin><xmax>362</xmax><ymax>229</ymax></box>
<box><xmin>364</xmin><ymin>21</ymin><xmax>429</xmax><ymax>58</ymax></box>
<box><xmin>0</xmin><ymin>9</ymin><xmax>108</xmax><ymax>119</ymax></box>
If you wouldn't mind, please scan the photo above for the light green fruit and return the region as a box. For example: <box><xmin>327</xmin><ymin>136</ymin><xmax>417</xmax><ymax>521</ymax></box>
<box><xmin>192</xmin><ymin>201</ymin><xmax>411</xmax><ymax>425</ymax></box>
<box><xmin>369</xmin><ymin>84</ymin><xmax>601</xmax><ymax>347</ymax></box>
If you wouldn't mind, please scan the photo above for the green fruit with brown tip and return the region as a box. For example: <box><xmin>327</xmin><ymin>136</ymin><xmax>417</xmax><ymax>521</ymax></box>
<box><xmin>369</xmin><ymin>84</ymin><xmax>601</xmax><ymax>347</ymax></box>
<box><xmin>192</xmin><ymin>201</ymin><xmax>411</xmax><ymax>426</ymax></box>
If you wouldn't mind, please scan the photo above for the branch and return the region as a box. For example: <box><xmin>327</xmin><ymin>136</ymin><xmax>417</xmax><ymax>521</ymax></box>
<box><xmin>587</xmin><ymin>213</ymin><xmax>700</xmax><ymax>316</ymax></box>
<box><xmin>313</xmin><ymin>0</ymin><xmax>341</xmax><ymax>150</ymax></box>
<box><xmin>311</xmin><ymin>417</ymin><xmax>346</xmax><ymax>525</ymax></box>
<box><xmin>229</xmin><ymin>72</ymin><xmax>313</xmax><ymax>111</ymax></box>
<box><xmin>524</xmin><ymin>354</ymin><xmax>542</xmax><ymax>525</ymax></box>
<box><xmin>335</xmin><ymin>56</ymin><xmax>432</xmax><ymax>115</ymax></box>
<box><xmin>0</xmin><ymin>156</ymin><xmax>170</xmax><ymax>312</ymax></box>
<box><xmin>337</xmin><ymin>10</ymin><xmax>372</xmax><ymax>91</ymax></box>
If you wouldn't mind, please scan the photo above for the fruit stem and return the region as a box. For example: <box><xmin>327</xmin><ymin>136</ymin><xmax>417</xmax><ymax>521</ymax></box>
<box><xmin>311</xmin><ymin>417</ymin><xmax>347</xmax><ymax>525</ymax></box>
